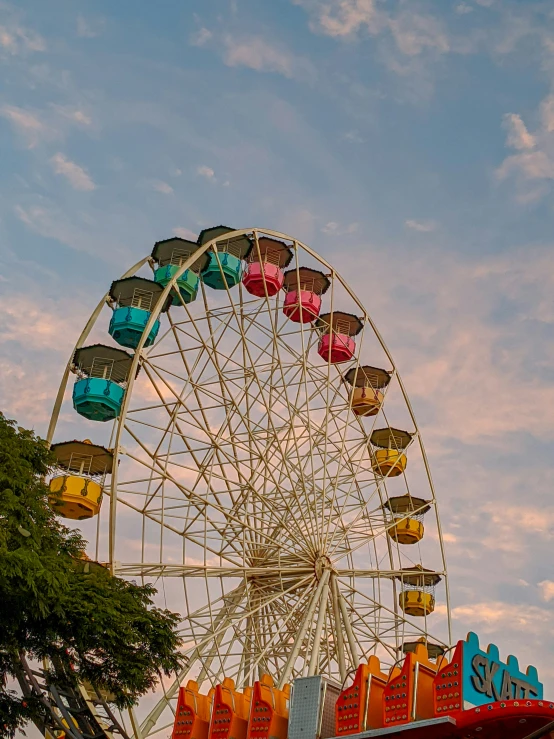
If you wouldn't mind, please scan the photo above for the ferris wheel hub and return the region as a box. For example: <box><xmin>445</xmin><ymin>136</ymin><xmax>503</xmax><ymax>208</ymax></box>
<box><xmin>314</xmin><ymin>554</ymin><xmax>333</xmax><ymax>580</ymax></box>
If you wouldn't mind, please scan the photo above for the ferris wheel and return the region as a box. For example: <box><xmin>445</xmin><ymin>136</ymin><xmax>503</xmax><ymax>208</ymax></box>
<box><xmin>46</xmin><ymin>227</ymin><xmax>451</xmax><ymax>737</ymax></box>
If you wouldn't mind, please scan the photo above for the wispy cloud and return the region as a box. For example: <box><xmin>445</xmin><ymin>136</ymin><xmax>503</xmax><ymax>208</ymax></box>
<box><xmin>1</xmin><ymin>103</ymin><xmax>94</xmax><ymax>148</ymax></box>
<box><xmin>496</xmin><ymin>103</ymin><xmax>554</xmax><ymax>201</ymax></box>
<box><xmin>197</xmin><ymin>165</ymin><xmax>215</xmax><ymax>180</ymax></box>
<box><xmin>190</xmin><ymin>27</ymin><xmax>212</xmax><ymax>47</ymax></box>
<box><xmin>223</xmin><ymin>36</ymin><xmax>316</xmax><ymax>82</ymax></box>
<box><xmin>294</xmin><ymin>0</ymin><xmax>382</xmax><ymax>38</ymax></box>
<box><xmin>539</xmin><ymin>581</ymin><xmax>554</xmax><ymax>602</ymax></box>
<box><xmin>341</xmin><ymin>130</ymin><xmax>365</xmax><ymax>144</ymax></box>
<box><xmin>503</xmin><ymin>113</ymin><xmax>536</xmax><ymax>150</ymax></box>
<box><xmin>76</xmin><ymin>15</ymin><xmax>105</xmax><ymax>38</ymax></box>
<box><xmin>0</xmin><ymin>22</ymin><xmax>45</xmax><ymax>55</ymax></box>
<box><xmin>51</xmin><ymin>105</ymin><xmax>92</xmax><ymax>126</ymax></box>
<box><xmin>405</xmin><ymin>218</ymin><xmax>437</xmax><ymax>232</ymax></box>
<box><xmin>0</xmin><ymin>105</ymin><xmax>45</xmax><ymax>148</ymax></box>
<box><xmin>173</xmin><ymin>227</ymin><xmax>198</xmax><ymax>240</ymax></box>
<box><xmin>321</xmin><ymin>221</ymin><xmax>358</xmax><ymax>235</ymax></box>
<box><xmin>50</xmin><ymin>153</ymin><xmax>96</xmax><ymax>191</ymax></box>
<box><xmin>455</xmin><ymin>3</ymin><xmax>473</xmax><ymax>14</ymax></box>
<box><xmin>151</xmin><ymin>180</ymin><xmax>173</xmax><ymax>194</ymax></box>
<box><xmin>389</xmin><ymin>12</ymin><xmax>449</xmax><ymax>56</ymax></box>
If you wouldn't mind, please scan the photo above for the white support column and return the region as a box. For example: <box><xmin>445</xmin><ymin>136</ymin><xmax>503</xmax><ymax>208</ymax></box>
<box><xmin>140</xmin><ymin>588</ymin><xmax>243</xmax><ymax>736</ymax></box>
<box><xmin>307</xmin><ymin>576</ymin><xmax>330</xmax><ymax>676</ymax></box>
<box><xmin>331</xmin><ymin>575</ymin><xmax>347</xmax><ymax>681</ymax></box>
<box><xmin>338</xmin><ymin>589</ymin><xmax>359</xmax><ymax>669</ymax></box>
<box><xmin>278</xmin><ymin>570</ymin><xmax>330</xmax><ymax>689</ymax></box>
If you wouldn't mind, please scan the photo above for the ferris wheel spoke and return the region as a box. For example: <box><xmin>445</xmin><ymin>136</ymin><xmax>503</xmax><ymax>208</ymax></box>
<box><xmin>336</xmin><ymin>576</ymin><xmax>448</xmax><ymax>652</ymax></box>
<box><xmin>111</xmin><ymin>489</ymin><xmax>245</xmax><ymax>567</ymax></box>
<box><xmin>120</xmin><ymin>428</ymin><xmax>247</xmax><ymax>559</ymax></box>
<box><xmin>239</xmin><ymin>577</ymin><xmax>318</xmax><ymax>686</ymax></box>
<box><xmin>139</xmin><ymin>358</ymin><xmax>244</xmax><ymax>501</ymax></box>
<box><xmin>329</xmin><ymin>498</ymin><xmax>437</xmax><ymax>564</ymax></box>
<box><xmin>121</xmin><ymin>455</ymin><xmax>309</xmax><ymax>567</ymax></box>
<box><xmin>278</xmin><ymin>569</ymin><xmax>330</xmax><ymax>688</ymax></box>
<box><xmin>121</xmin><ymin>427</ymin><xmax>306</xmax><ymax>562</ymax></box>
<box><xmin>171</xmin><ymin>290</ymin><xmax>324</xmax><ymax>553</ymax></box>
<box><xmin>225</xmin><ymin>272</ymin><xmax>332</xmax><ymax>548</ymax></box>
<box><xmin>114</xmin><ymin>563</ymin><xmax>313</xmax><ymax>578</ymax></box>
<box><xmin>335</xmin><ymin>585</ymin><xmax>403</xmax><ymax>664</ymax></box>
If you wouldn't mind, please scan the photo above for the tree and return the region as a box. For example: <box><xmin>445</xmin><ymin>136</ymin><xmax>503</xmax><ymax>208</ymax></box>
<box><xmin>0</xmin><ymin>414</ymin><xmax>185</xmax><ymax>738</ymax></box>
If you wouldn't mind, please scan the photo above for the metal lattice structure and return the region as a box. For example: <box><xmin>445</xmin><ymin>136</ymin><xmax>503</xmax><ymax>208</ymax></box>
<box><xmin>46</xmin><ymin>228</ymin><xmax>451</xmax><ymax>738</ymax></box>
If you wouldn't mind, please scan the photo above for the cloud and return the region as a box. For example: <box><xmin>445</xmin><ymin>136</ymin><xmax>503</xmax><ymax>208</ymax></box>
<box><xmin>341</xmin><ymin>130</ymin><xmax>364</xmax><ymax>144</ymax></box>
<box><xmin>294</xmin><ymin>0</ymin><xmax>381</xmax><ymax>38</ymax></box>
<box><xmin>497</xmin><ymin>150</ymin><xmax>554</xmax><ymax>181</ymax></box>
<box><xmin>50</xmin><ymin>153</ymin><xmax>96</xmax><ymax>191</ymax></box>
<box><xmin>52</xmin><ymin>106</ymin><xmax>92</xmax><ymax>126</ymax></box>
<box><xmin>197</xmin><ymin>165</ymin><xmax>215</xmax><ymax>180</ymax></box>
<box><xmin>0</xmin><ymin>290</ymin><xmax>88</xmax><ymax>426</ymax></box>
<box><xmin>405</xmin><ymin>219</ymin><xmax>437</xmax><ymax>232</ymax></box>
<box><xmin>151</xmin><ymin>180</ymin><xmax>173</xmax><ymax>194</ymax></box>
<box><xmin>223</xmin><ymin>36</ymin><xmax>315</xmax><ymax>81</ymax></box>
<box><xmin>173</xmin><ymin>227</ymin><xmax>198</xmax><ymax>240</ymax></box>
<box><xmin>77</xmin><ymin>15</ymin><xmax>105</xmax><ymax>38</ymax></box>
<box><xmin>496</xmin><ymin>100</ymin><xmax>554</xmax><ymax>200</ymax></box>
<box><xmin>503</xmin><ymin>113</ymin><xmax>536</xmax><ymax>150</ymax></box>
<box><xmin>190</xmin><ymin>27</ymin><xmax>212</xmax><ymax>47</ymax></box>
<box><xmin>295</xmin><ymin>0</ymin><xmax>449</xmax><ymax>58</ymax></box>
<box><xmin>0</xmin><ymin>23</ymin><xmax>45</xmax><ymax>55</ymax></box>
<box><xmin>294</xmin><ymin>1</ymin><xmax>452</xmax><ymax>99</ymax></box>
<box><xmin>539</xmin><ymin>581</ymin><xmax>554</xmax><ymax>602</ymax></box>
<box><xmin>389</xmin><ymin>13</ymin><xmax>449</xmax><ymax>57</ymax></box>
<box><xmin>451</xmin><ymin>601</ymin><xmax>553</xmax><ymax>634</ymax></box>
<box><xmin>321</xmin><ymin>221</ymin><xmax>358</xmax><ymax>235</ymax></box>
<box><xmin>1</xmin><ymin>104</ymin><xmax>94</xmax><ymax>148</ymax></box>
<box><xmin>340</xmin><ymin>240</ymin><xmax>554</xmax><ymax>450</ymax></box>
<box><xmin>0</xmin><ymin>105</ymin><xmax>45</xmax><ymax>148</ymax></box>
<box><xmin>455</xmin><ymin>3</ymin><xmax>473</xmax><ymax>14</ymax></box>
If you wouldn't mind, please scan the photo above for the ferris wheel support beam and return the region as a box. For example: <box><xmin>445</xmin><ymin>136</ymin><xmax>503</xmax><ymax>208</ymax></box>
<box><xmin>307</xmin><ymin>576</ymin><xmax>330</xmax><ymax>676</ymax></box>
<box><xmin>140</xmin><ymin>585</ymin><xmax>245</xmax><ymax>737</ymax></box>
<box><xmin>331</xmin><ymin>575</ymin><xmax>347</xmax><ymax>681</ymax></box>
<box><xmin>338</xmin><ymin>588</ymin><xmax>360</xmax><ymax>670</ymax></box>
<box><xmin>239</xmin><ymin>581</ymin><xmax>317</xmax><ymax>688</ymax></box>
<box><xmin>278</xmin><ymin>569</ymin><xmax>330</xmax><ymax>689</ymax></box>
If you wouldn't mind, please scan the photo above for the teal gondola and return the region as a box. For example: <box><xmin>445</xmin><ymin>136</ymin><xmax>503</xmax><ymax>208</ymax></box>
<box><xmin>108</xmin><ymin>276</ymin><xmax>171</xmax><ymax>349</ymax></box>
<box><xmin>151</xmin><ymin>237</ymin><xmax>209</xmax><ymax>305</ymax></box>
<box><xmin>197</xmin><ymin>225</ymin><xmax>252</xmax><ymax>290</ymax></box>
<box><xmin>71</xmin><ymin>345</ymin><xmax>137</xmax><ymax>422</ymax></box>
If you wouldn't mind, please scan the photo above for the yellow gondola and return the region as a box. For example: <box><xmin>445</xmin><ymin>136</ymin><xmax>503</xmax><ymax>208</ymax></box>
<box><xmin>383</xmin><ymin>495</ymin><xmax>431</xmax><ymax>545</ymax></box>
<box><xmin>370</xmin><ymin>428</ymin><xmax>412</xmax><ymax>477</ymax></box>
<box><xmin>396</xmin><ymin>566</ymin><xmax>441</xmax><ymax>617</ymax></box>
<box><xmin>49</xmin><ymin>440</ymin><xmax>113</xmax><ymax>520</ymax></box>
<box><xmin>344</xmin><ymin>365</ymin><xmax>391</xmax><ymax>417</ymax></box>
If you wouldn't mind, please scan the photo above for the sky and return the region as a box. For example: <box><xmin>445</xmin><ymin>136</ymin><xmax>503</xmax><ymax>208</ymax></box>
<box><xmin>2</xmin><ymin>0</ymin><xmax>554</xmax><ymax>708</ymax></box>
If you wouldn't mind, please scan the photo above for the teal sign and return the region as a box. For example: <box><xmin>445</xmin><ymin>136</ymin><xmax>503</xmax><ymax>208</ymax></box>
<box><xmin>462</xmin><ymin>632</ymin><xmax>542</xmax><ymax>709</ymax></box>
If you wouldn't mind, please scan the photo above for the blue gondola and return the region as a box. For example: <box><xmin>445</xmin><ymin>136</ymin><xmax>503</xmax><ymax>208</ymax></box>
<box><xmin>197</xmin><ymin>226</ymin><xmax>252</xmax><ymax>290</ymax></box>
<box><xmin>151</xmin><ymin>237</ymin><xmax>209</xmax><ymax>305</ymax></box>
<box><xmin>108</xmin><ymin>276</ymin><xmax>170</xmax><ymax>349</ymax></box>
<box><xmin>71</xmin><ymin>344</ymin><xmax>137</xmax><ymax>422</ymax></box>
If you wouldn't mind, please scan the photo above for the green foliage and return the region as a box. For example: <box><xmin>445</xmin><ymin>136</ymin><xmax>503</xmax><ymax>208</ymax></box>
<box><xmin>0</xmin><ymin>415</ymin><xmax>185</xmax><ymax>738</ymax></box>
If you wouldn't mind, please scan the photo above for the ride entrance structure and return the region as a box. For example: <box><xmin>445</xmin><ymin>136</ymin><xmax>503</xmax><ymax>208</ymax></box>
<box><xmin>38</xmin><ymin>227</ymin><xmax>551</xmax><ymax>739</ymax></box>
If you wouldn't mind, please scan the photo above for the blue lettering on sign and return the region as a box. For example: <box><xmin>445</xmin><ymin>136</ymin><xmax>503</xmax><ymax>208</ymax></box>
<box><xmin>462</xmin><ymin>632</ymin><xmax>542</xmax><ymax>709</ymax></box>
